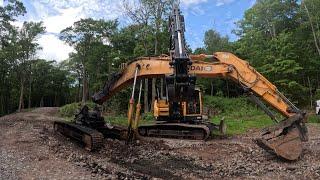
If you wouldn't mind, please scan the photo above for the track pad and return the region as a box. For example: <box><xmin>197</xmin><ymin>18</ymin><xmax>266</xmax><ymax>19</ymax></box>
<box><xmin>256</xmin><ymin>127</ymin><xmax>302</xmax><ymax>161</ymax></box>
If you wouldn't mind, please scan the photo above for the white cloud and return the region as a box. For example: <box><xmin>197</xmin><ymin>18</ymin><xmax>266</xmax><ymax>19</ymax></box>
<box><xmin>20</xmin><ymin>0</ymin><xmax>125</xmax><ymax>62</ymax></box>
<box><xmin>37</xmin><ymin>34</ymin><xmax>74</xmax><ymax>61</ymax></box>
<box><xmin>215</xmin><ymin>0</ymin><xmax>236</xmax><ymax>6</ymax></box>
<box><xmin>181</xmin><ymin>0</ymin><xmax>207</xmax><ymax>6</ymax></box>
<box><xmin>189</xmin><ymin>5</ymin><xmax>205</xmax><ymax>16</ymax></box>
<box><xmin>0</xmin><ymin>0</ymin><xmax>3</xmax><ymax>7</ymax></box>
<box><xmin>43</xmin><ymin>7</ymin><xmax>84</xmax><ymax>34</ymax></box>
<box><xmin>181</xmin><ymin>0</ymin><xmax>208</xmax><ymax>7</ymax></box>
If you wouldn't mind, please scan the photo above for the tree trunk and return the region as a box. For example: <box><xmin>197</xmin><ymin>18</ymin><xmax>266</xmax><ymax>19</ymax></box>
<box><xmin>154</xmin><ymin>36</ymin><xmax>158</xmax><ymax>55</ymax></box>
<box><xmin>54</xmin><ymin>92</ymin><xmax>57</xmax><ymax>107</ymax></box>
<box><xmin>28</xmin><ymin>78</ymin><xmax>32</xmax><ymax>109</ymax></box>
<box><xmin>304</xmin><ymin>2</ymin><xmax>320</xmax><ymax>56</ymax></box>
<box><xmin>82</xmin><ymin>68</ymin><xmax>88</xmax><ymax>105</ymax></box>
<box><xmin>40</xmin><ymin>96</ymin><xmax>44</xmax><ymax>107</ymax></box>
<box><xmin>18</xmin><ymin>80</ymin><xmax>24</xmax><ymax>112</ymax></box>
<box><xmin>310</xmin><ymin>0</ymin><xmax>320</xmax><ymax>45</ymax></box>
<box><xmin>77</xmin><ymin>78</ymin><xmax>81</xmax><ymax>102</ymax></box>
<box><xmin>144</xmin><ymin>40</ymin><xmax>148</xmax><ymax>56</ymax></box>
<box><xmin>308</xmin><ymin>76</ymin><xmax>313</xmax><ymax>108</ymax></box>
<box><xmin>144</xmin><ymin>78</ymin><xmax>149</xmax><ymax>113</ymax></box>
<box><xmin>211</xmin><ymin>80</ymin><xmax>214</xmax><ymax>96</ymax></box>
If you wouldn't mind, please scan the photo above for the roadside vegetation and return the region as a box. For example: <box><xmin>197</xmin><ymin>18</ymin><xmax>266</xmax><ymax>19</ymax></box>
<box><xmin>205</xmin><ymin>96</ymin><xmax>274</xmax><ymax>135</ymax></box>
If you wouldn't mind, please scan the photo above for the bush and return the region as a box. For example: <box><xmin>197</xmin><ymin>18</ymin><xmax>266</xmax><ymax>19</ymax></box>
<box><xmin>204</xmin><ymin>95</ymin><xmax>264</xmax><ymax>117</ymax></box>
<box><xmin>142</xmin><ymin>112</ymin><xmax>155</xmax><ymax>121</ymax></box>
<box><xmin>59</xmin><ymin>102</ymin><xmax>96</xmax><ymax>117</ymax></box>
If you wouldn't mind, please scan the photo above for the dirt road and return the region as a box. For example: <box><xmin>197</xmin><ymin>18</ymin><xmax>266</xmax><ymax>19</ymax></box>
<box><xmin>1</xmin><ymin>108</ymin><xmax>320</xmax><ymax>179</ymax></box>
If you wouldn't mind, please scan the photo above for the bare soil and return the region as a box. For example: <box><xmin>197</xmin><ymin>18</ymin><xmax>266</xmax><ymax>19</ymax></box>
<box><xmin>1</xmin><ymin>107</ymin><xmax>320</xmax><ymax>179</ymax></box>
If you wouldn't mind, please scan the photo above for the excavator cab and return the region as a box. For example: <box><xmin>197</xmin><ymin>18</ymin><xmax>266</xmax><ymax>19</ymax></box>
<box><xmin>154</xmin><ymin>87</ymin><xmax>203</xmax><ymax>122</ymax></box>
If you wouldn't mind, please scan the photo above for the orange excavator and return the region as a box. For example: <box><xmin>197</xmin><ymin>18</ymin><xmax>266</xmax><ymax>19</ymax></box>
<box><xmin>54</xmin><ymin>3</ymin><xmax>308</xmax><ymax>161</ymax></box>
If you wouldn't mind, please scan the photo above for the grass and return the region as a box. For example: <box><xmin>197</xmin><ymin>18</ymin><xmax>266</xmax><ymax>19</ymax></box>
<box><xmin>308</xmin><ymin>114</ymin><xmax>320</xmax><ymax>124</ymax></box>
<box><xmin>204</xmin><ymin>95</ymin><xmax>275</xmax><ymax>135</ymax></box>
<box><xmin>104</xmin><ymin>116</ymin><xmax>153</xmax><ymax>126</ymax></box>
<box><xmin>211</xmin><ymin>115</ymin><xmax>274</xmax><ymax>135</ymax></box>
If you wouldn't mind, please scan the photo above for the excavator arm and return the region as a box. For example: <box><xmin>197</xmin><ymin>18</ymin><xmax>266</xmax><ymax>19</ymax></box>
<box><xmin>94</xmin><ymin>53</ymin><xmax>300</xmax><ymax>118</ymax></box>
<box><xmin>92</xmin><ymin>52</ymin><xmax>308</xmax><ymax>160</ymax></box>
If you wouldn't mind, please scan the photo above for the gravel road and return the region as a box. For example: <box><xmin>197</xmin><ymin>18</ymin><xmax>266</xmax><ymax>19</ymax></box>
<box><xmin>1</xmin><ymin>107</ymin><xmax>320</xmax><ymax>179</ymax></box>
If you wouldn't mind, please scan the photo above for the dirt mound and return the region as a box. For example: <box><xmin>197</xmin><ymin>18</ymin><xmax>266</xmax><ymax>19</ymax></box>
<box><xmin>1</xmin><ymin>107</ymin><xmax>320</xmax><ymax>179</ymax></box>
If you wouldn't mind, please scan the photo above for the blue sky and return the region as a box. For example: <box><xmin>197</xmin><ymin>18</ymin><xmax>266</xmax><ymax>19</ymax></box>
<box><xmin>2</xmin><ymin>0</ymin><xmax>256</xmax><ymax>61</ymax></box>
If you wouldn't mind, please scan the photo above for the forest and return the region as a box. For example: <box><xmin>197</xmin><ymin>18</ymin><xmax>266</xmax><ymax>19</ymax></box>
<box><xmin>1</xmin><ymin>0</ymin><xmax>320</xmax><ymax>116</ymax></box>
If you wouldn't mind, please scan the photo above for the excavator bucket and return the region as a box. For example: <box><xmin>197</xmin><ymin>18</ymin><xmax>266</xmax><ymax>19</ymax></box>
<box><xmin>256</xmin><ymin>114</ymin><xmax>308</xmax><ymax>161</ymax></box>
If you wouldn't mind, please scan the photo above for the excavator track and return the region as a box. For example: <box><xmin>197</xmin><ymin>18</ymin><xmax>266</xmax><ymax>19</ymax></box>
<box><xmin>138</xmin><ymin>123</ymin><xmax>212</xmax><ymax>140</ymax></box>
<box><xmin>54</xmin><ymin>121</ymin><xmax>104</xmax><ymax>151</ymax></box>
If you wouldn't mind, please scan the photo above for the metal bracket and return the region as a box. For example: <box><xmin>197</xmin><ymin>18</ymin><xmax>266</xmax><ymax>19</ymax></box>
<box><xmin>247</xmin><ymin>92</ymin><xmax>278</xmax><ymax>123</ymax></box>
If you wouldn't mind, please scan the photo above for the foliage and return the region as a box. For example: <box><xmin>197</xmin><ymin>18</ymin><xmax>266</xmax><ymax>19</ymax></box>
<box><xmin>204</xmin><ymin>95</ymin><xmax>264</xmax><ymax>117</ymax></box>
<box><xmin>204</xmin><ymin>95</ymin><xmax>274</xmax><ymax>135</ymax></box>
<box><xmin>59</xmin><ymin>102</ymin><xmax>96</xmax><ymax>117</ymax></box>
<box><xmin>232</xmin><ymin>0</ymin><xmax>320</xmax><ymax>106</ymax></box>
<box><xmin>204</xmin><ymin>29</ymin><xmax>231</xmax><ymax>54</ymax></box>
<box><xmin>142</xmin><ymin>112</ymin><xmax>155</xmax><ymax>121</ymax></box>
<box><xmin>0</xmin><ymin>1</ymin><xmax>47</xmax><ymax>115</ymax></box>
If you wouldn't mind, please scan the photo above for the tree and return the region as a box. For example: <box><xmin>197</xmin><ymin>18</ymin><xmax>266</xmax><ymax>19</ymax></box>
<box><xmin>198</xmin><ymin>29</ymin><xmax>234</xmax><ymax>97</ymax></box>
<box><xmin>0</xmin><ymin>0</ymin><xmax>26</xmax><ymax>115</ymax></box>
<box><xmin>15</xmin><ymin>21</ymin><xmax>45</xmax><ymax>111</ymax></box>
<box><xmin>204</xmin><ymin>29</ymin><xmax>231</xmax><ymax>54</ymax></box>
<box><xmin>60</xmin><ymin>18</ymin><xmax>118</xmax><ymax>104</ymax></box>
<box><xmin>301</xmin><ymin>0</ymin><xmax>320</xmax><ymax>57</ymax></box>
<box><xmin>26</xmin><ymin>59</ymin><xmax>72</xmax><ymax>107</ymax></box>
<box><xmin>123</xmin><ymin>0</ymin><xmax>173</xmax><ymax>112</ymax></box>
<box><xmin>233</xmin><ymin>0</ymin><xmax>319</xmax><ymax>105</ymax></box>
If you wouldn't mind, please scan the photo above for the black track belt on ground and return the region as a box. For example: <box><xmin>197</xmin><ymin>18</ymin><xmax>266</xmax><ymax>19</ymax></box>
<box><xmin>54</xmin><ymin>121</ymin><xmax>104</xmax><ymax>151</ymax></box>
<box><xmin>138</xmin><ymin>123</ymin><xmax>212</xmax><ymax>140</ymax></box>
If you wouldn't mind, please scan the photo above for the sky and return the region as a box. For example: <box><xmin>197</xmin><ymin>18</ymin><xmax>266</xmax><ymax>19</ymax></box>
<box><xmin>1</xmin><ymin>0</ymin><xmax>256</xmax><ymax>62</ymax></box>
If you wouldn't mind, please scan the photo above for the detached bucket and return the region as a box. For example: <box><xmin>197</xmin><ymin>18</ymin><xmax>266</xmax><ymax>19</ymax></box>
<box><xmin>256</xmin><ymin>114</ymin><xmax>308</xmax><ymax>160</ymax></box>
<box><xmin>257</xmin><ymin>127</ymin><xmax>302</xmax><ymax>160</ymax></box>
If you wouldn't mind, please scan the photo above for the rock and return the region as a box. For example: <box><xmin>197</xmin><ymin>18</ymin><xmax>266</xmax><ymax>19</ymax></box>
<box><xmin>106</xmin><ymin>174</ymin><xmax>117</xmax><ymax>180</ymax></box>
<box><xmin>75</xmin><ymin>162</ymin><xmax>86</xmax><ymax>167</ymax></box>
<box><xmin>287</xmin><ymin>166</ymin><xmax>297</xmax><ymax>171</ymax></box>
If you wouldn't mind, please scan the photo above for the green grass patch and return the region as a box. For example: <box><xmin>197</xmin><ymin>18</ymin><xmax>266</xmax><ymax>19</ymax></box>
<box><xmin>205</xmin><ymin>95</ymin><xmax>275</xmax><ymax>135</ymax></box>
<box><xmin>211</xmin><ymin>115</ymin><xmax>274</xmax><ymax>135</ymax></box>
<box><xmin>104</xmin><ymin>113</ymin><xmax>155</xmax><ymax>126</ymax></box>
<box><xmin>308</xmin><ymin>114</ymin><xmax>320</xmax><ymax>123</ymax></box>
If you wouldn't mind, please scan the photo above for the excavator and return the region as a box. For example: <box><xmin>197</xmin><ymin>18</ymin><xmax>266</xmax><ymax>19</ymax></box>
<box><xmin>54</xmin><ymin>3</ymin><xmax>308</xmax><ymax>161</ymax></box>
